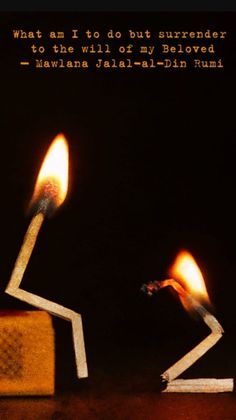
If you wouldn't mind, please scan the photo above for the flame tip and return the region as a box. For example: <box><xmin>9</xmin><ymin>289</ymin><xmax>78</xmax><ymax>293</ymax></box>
<box><xmin>31</xmin><ymin>134</ymin><xmax>69</xmax><ymax>210</ymax></box>
<box><xmin>169</xmin><ymin>249</ymin><xmax>210</xmax><ymax>303</ymax></box>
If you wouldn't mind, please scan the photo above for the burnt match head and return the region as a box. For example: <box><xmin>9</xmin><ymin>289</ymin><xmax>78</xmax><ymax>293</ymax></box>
<box><xmin>141</xmin><ymin>281</ymin><xmax>161</xmax><ymax>296</ymax></box>
<box><xmin>29</xmin><ymin>134</ymin><xmax>69</xmax><ymax>217</ymax></box>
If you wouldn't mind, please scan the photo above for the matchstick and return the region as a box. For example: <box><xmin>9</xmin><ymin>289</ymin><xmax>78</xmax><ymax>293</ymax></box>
<box><xmin>160</xmin><ymin>281</ymin><xmax>224</xmax><ymax>382</ymax></box>
<box><xmin>163</xmin><ymin>378</ymin><xmax>234</xmax><ymax>393</ymax></box>
<box><xmin>5</xmin><ymin>211</ymin><xmax>88</xmax><ymax>379</ymax></box>
<box><xmin>5</xmin><ymin>135</ymin><xmax>88</xmax><ymax>379</ymax></box>
<box><xmin>141</xmin><ymin>279</ymin><xmax>225</xmax><ymax>384</ymax></box>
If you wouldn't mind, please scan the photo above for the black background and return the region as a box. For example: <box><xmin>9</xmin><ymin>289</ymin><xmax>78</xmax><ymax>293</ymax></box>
<box><xmin>0</xmin><ymin>12</ymin><xmax>236</xmax><ymax>394</ymax></box>
<box><xmin>1</xmin><ymin>0</ymin><xmax>236</xmax><ymax>11</ymax></box>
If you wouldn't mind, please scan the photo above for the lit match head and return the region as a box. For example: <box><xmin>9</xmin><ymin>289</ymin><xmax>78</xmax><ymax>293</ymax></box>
<box><xmin>30</xmin><ymin>134</ymin><xmax>69</xmax><ymax>216</ymax></box>
<box><xmin>168</xmin><ymin>250</ymin><xmax>210</xmax><ymax>310</ymax></box>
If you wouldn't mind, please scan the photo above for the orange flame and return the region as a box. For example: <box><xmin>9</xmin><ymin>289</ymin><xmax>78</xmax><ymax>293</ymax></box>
<box><xmin>31</xmin><ymin>133</ymin><xmax>69</xmax><ymax>208</ymax></box>
<box><xmin>169</xmin><ymin>250</ymin><xmax>210</xmax><ymax>304</ymax></box>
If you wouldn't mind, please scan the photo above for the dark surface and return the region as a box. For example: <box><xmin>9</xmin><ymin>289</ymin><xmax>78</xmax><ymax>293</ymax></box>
<box><xmin>0</xmin><ymin>391</ymin><xmax>235</xmax><ymax>420</ymax></box>
<box><xmin>0</xmin><ymin>338</ymin><xmax>236</xmax><ymax>420</ymax></box>
<box><xmin>0</xmin><ymin>388</ymin><xmax>236</xmax><ymax>420</ymax></box>
<box><xmin>0</xmin><ymin>12</ymin><xmax>236</xmax><ymax>418</ymax></box>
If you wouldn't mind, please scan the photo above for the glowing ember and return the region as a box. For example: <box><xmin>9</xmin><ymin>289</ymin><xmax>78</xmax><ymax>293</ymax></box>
<box><xmin>169</xmin><ymin>250</ymin><xmax>210</xmax><ymax>303</ymax></box>
<box><xmin>31</xmin><ymin>133</ymin><xmax>69</xmax><ymax>209</ymax></box>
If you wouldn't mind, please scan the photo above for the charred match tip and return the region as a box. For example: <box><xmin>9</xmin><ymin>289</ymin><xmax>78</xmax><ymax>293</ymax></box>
<box><xmin>36</xmin><ymin>197</ymin><xmax>57</xmax><ymax>217</ymax></box>
<box><xmin>30</xmin><ymin>197</ymin><xmax>56</xmax><ymax>218</ymax></box>
<box><xmin>161</xmin><ymin>373</ymin><xmax>169</xmax><ymax>383</ymax></box>
<box><xmin>140</xmin><ymin>281</ymin><xmax>161</xmax><ymax>296</ymax></box>
<box><xmin>30</xmin><ymin>180</ymin><xmax>60</xmax><ymax>217</ymax></box>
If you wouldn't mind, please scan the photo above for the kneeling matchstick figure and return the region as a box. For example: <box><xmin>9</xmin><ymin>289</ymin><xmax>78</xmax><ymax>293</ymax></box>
<box><xmin>141</xmin><ymin>250</ymin><xmax>233</xmax><ymax>393</ymax></box>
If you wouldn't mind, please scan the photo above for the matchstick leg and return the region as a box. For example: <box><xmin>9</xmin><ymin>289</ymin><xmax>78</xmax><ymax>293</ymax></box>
<box><xmin>161</xmin><ymin>332</ymin><xmax>222</xmax><ymax>382</ymax></box>
<box><xmin>5</xmin><ymin>288</ymin><xmax>88</xmax><ymax>379</ymax></box>
<box><xmin>163</xmin><ymin>378</ymin><xmax>234</xmax><ymax>393</ymax></box>
<box><xmin>71</xmin><ymin>314</ymin><xmax>88</xmax><ymax>378</ymax></box>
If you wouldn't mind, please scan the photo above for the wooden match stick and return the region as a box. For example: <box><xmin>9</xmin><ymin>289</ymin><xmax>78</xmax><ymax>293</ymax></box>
<box><xmin>141</xmin><ymin>279</ymin><xmax>230</xmax><ymax>391</ymax></box>
<box><xmin>5</xmin><ymin>211</ymin><xmax>88</xmax><ymax>379</ymax></box>
<box><xmin>6</xmin><ymin>212</ymin><xmax>44</xmax><ymax>290</ymax></box>
<box><xmin>163</xmin><ymin>378</ymin><xmax>234</xmax><ymax>393</ymax></box>
<box><xmin>157</xmin><ymin>280</ymin><xmax>224</xmax><ymax>383</ymax></box>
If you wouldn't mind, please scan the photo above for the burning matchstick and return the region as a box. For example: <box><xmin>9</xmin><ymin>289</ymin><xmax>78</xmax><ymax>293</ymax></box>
<box><xmin>141</xmin><ymin>250</ymin><xmax>233</xmax><ymax>393</ymax></box>
<box><xmin>5</xmin><ymin>134</ymin><xmax>88</xmax><ymax>379</ymax></box>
